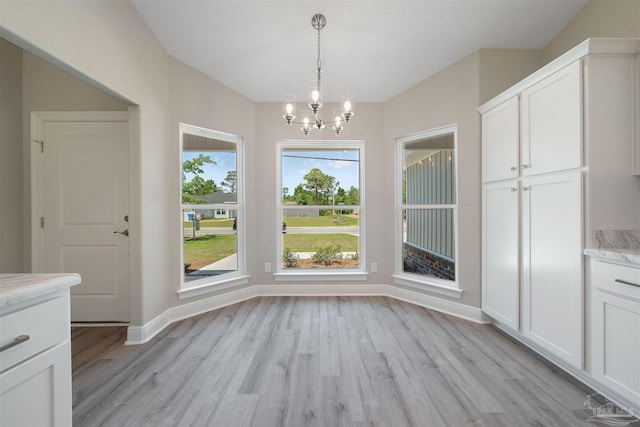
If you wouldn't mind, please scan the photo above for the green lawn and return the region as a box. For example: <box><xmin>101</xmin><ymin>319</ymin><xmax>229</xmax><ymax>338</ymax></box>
<box><xmin>282</xmin><ymin>233</ymin><xmax>358</xmax><ymax>252</ymax></box>
<box><xmin>183</xmin><ymin>234</ymin><xmax>237</xmax><ymax>269</ymax></box>
<box><xmin>184</xmin><ymin>232</ymin><xmax>358</xmax><ymax>270</ymax></box>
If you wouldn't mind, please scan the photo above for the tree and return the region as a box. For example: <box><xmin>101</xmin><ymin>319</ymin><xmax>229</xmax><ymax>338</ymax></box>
<box><xmin>182</xmin><ymin>154</ymin><xmax>218</xmax><ymax>203</ymax></box>
<box><xmin>303</xmin><ymin>168</ymin><xmax>336</xmax><ymax>205</ymax></box>
<box><xmin>293</xmin><ymin>184</ymin><xmax>312</xmax><ymax>205</ymax></box>
<box><xmin>347</xmin><ymin>186</ymin><xmax>360</xmax><ymax>205</ymax></box>
<box><xmin>221</xmin><ymin>170</ymin><xmax>237</xmax><ymax>193</ymax></box>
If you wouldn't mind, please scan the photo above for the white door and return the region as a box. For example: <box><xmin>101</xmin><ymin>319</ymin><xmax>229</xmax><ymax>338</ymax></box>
<box><xmin>521</xmin><ymin>171</ymin><xmax>583</xmax><ymax>368</ymax></box>
<box><xmin>34</xmin><ymin>113</ymin><xmax>130</xmax><ymax>322</ymax></box>
<box><xmin>482</xmin><ymin>96</ymin><xmax>519</xmax><ymax>183</ymax></box>
<box><xmin>520</xmin><ymin>60</ymin><xmax>582</xmax><ymax>176</ymax></box>
<box><xmin>482</xmin><ymin>180</ymin><xmax>519</xmax><ymax>331</ymax></box>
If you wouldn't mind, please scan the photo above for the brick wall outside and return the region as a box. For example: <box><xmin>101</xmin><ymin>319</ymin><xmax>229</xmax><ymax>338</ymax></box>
<box><xmin>403</xmin><ymin>243</ymin><xmax>455</xmax><ymax>281</ymax></box>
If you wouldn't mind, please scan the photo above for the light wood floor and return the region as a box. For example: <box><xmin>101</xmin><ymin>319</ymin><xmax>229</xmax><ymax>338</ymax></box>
<box><xmin>72</xmin><ymin>296</ymin><xmax>599</xmax><ymax>426</ymax></box>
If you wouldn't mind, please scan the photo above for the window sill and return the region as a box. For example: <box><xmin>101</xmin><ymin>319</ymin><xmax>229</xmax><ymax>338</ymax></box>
<box><xmin>274</xmin><ymin>271</ymin><xmax>368</xmax><ymax>282</ymax></box>
<box><xmin>392</xmin><ymin>274</ymin><xmax>462</xmax><ymax>299</ymax></box>
<box><xmin>177</xmin><ymin>274</ymin><xmax>250</xmax><ymax>300</ymax></box>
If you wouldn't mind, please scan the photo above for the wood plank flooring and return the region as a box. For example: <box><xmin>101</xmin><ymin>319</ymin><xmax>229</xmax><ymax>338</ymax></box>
<box><xmin>72</xmin><ymin>296</ymin><xmax>600</xmax><ymax>426</ymax></box>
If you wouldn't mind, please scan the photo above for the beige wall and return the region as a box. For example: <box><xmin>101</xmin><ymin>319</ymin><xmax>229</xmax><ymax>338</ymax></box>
<box><xmin>384</xmin><ymin>52</ymin><xmax>483</xmax><ymax>307</ymax></box>
<box><xmin>0</xmin><ymin>38</ymin><xmax>24</xmax><ymax>272</ymax></box>
<box><xmin>0</xmin><ymin>0</ymin><xmax>171</xmax><ymax>326</ymax></box>
<box><xmin>253</xmin><ymin>102</ymin><xmax>387</xmax><ymax>285</ymax></box>
<box><xmin>478</xmin><ymin>49</ymin><xmax>543</xmax><ymax>105</ymax></box>
<box><xmin>168</xmin><ymin>57</ymin><xmax>257</xmax><ymax>304</ymax></box>
<box><xmin>543</xmin><ymin>0</ymin><xmax>640</xmax><ymax>63</ymax></box>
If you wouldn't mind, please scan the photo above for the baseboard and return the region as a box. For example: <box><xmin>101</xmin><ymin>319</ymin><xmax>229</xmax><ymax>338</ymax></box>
<box><xmin>126</xmin><ymin>285</ymin><xmax>256</xmax><ymax>344</ymax></box>
<box><xmin>126</xmin><ymin>283</ymin><xmax>488</xmax><ymax>344</ymax></box>
<box><xmin>256</xmin><ymin>283</ymin><xmax>389</xmax><ymax>296</ymax></box>
<box><xmin>387</xmin><ymin>285</ymin><xmax>491</xmax><ymax>324</ymax></box>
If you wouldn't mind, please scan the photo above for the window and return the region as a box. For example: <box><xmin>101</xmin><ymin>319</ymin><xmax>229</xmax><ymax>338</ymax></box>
<box><xmin>276</xmin><ymin>140</ymin><xmax>365</xmax><ymax>279</ymax></box>
<box><xmin>179</xmin><ymin>124</ymin><xmax>246</xmax><ymax>297</ymax></box>
<box><xmin>394</xmin><ymin>126</ymin><xmax>460</xmax><ymax>296</ymax></box>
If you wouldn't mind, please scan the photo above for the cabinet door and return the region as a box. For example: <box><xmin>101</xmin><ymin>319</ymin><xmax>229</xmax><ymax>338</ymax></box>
<box><xmin>591</xmin><ymin>288</ymin><xmax>640</xmax><ymax>403</ymax></box>
<box><xmin>482</xmin><ymin>96</ymin><xmax>519</xmax><ymax>183</ymax></box>
<box><xmin>521</xmin><ymin>61</ymin><xmax>582</xmax><ymax>176</ymax></box>
<box><xmin>0</xmin><ymin>344</ymin><xmax>72</xmax><ymax>427</ymax></box>
<box><xmin>482</xmin><ymin>180</ymin><xmax>519</xmax><ymax>330</ymax></box>
<box><xmin>521</xmin><ymin>171</ymin><xmax>583</xmax><ymax>368</ymax></box>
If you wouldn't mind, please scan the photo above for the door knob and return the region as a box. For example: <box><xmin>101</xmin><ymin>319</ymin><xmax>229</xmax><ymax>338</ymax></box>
<box><xmin>113</xmin><ymin>229</ymin><xmax>129</xmax><ymax>236</ymax></box>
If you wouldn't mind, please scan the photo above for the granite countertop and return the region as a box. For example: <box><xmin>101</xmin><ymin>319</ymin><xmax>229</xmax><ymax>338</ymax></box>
<box><xmin>584</xmin><ymin>248</ymin><xmax>640</xmax><ymax>266</ymax></box>
<box><xmin>0</xmin><ymin>273</ymin><xmax>81</xmax><ymax>310</ymax></box>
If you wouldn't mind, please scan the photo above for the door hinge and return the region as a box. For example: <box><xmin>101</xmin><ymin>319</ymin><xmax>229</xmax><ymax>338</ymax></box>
<box><xmin>32</xmin><ymin>139</ymin><xmax>44</xmax><ymax>153</ymax></box>
<box><xmin>40</xmin><ymin>217</ymin><xmax>44</xmax><ymax>228</ymax></box>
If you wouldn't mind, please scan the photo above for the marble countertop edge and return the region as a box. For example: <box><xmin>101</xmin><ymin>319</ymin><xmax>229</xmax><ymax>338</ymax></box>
<box><xmin>0</xmin><ymin>273</ymin><xmax>81</xmax><ymax>310</ymax></box>
<box><xmin>584</xmin><ymin>248</ymin><xmax>640</xmax><ymax>266</ymax></box>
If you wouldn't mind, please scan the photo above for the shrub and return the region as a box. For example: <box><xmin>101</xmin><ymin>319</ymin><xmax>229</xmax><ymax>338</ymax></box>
<box><xmin>282</xmin><ymin>247</ymin><xmax>299</xmax><ymax>268</ymax></box>
<box><xmin>311</xmin><ymin>245</ymin><xmax>342</xmax><ymax>266</ymax></box>
<box><xmin>349</xmin><ymin>251</ymin><xmax>359</xmax><ymax>261</ymax></box>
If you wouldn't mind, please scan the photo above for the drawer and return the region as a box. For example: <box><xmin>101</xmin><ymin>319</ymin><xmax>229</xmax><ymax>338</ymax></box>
<box><xmin>0</xmin><ymin>296</ymin><xmax>69</xmax><ymax>373</ymax></box>
<box><xmin>591</xmin><ymin>260</ymin><xmax>640</xmax><ymax>300</ymax></box>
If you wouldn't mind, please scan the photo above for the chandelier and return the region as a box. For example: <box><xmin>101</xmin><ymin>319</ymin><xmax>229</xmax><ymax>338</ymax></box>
<box><xmin>282</xmin><ymin>14</ymin><xmax>354</xmax><ymax>136</ymax></box>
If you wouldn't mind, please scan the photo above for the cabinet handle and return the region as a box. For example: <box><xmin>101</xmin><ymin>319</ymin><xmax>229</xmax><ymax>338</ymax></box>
<box><xmin>521</xmin><ymin>164</ymin><xmax>530</xmax><ymax>169</ymax></box>
<box><xmin>615</xmin><ymin>279</ymin><xmax>640</xmax><ymax>288</ymax></box>
<box><xmin>0</xmin><ymin>335</ymin><xmax>30</xmax><ymax>353</ymax></box>
<box><xmin>510</xmin><ymin>166</ymin><xmax>517</xmax><ymax>171</ymax></box>
<box><xmin>522</xmin><ymin>186</ymin><xmax>529</xmax><ymax>191</ymax></box>
<box><xmin>510</xmin><ymin>187</ymin><xmax>518</xmax><ymax>192</ymax></box>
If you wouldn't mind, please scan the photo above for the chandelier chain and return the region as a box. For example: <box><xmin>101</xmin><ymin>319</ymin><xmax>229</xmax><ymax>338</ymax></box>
<box><xmin>316</xmin><ymin>21</ymin><xmax>322</xmax><ymax>95</ymax></box>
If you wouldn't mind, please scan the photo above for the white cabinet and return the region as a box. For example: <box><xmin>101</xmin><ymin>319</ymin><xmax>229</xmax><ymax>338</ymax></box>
<box><xmin>520</xmin><ymin>61</ymin><xmax>582</xmax><ymax>176</ymax></box>
<box><xmin>482</xmin><ymin>180</ymin><xmax>519</xmax><ymax>330</ymax></box>
<box><xmin>480</xmin><ymin>65</ymin><xmax>584</xmax><ymax>368</ymax></box>
<box><xmin>481</xmin><ymin>39</ymin><xmax>640</xmax><ymax>375</ymax></box>
<box><xmin>521</xmin><ymin>172</ymin><xmax>583</xmax><ymax>367</ymax></box>
<box><xmin>0</xmin><ymin>275</ymin><xmax>78</xmax><ymax>427</ymax></box>
<box><xmin>590</xmin><ymin>260</ymin><xmax>640</xmax><ymax>405</ymax></box>
<box><xmin>0</xmin><ymin>344</ymin><xmax>72</xmax><ymax>427</ymax></box>
<box><xmin>482</xmin><ymin>96</ymin><xmax>519</xmax><ymax>182</ymax></box>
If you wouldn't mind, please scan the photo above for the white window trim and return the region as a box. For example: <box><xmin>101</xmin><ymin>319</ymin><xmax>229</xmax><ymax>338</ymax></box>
<box><xmin>394</xmin><ymin>124</ymin><xmax>462</xmax><ymax>298</ymax></box>
<box><xmin>275</xmin><ymin>139</ymin><xmax>368</xmax><ymax>281</ymax></box>
<box><xmin>178</xmin><ymin>123</ymin><xmax>247</xmax><ymax>297</ymax></box>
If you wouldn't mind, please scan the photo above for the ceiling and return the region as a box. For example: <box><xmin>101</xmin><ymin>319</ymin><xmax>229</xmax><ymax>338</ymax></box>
<box><xmin>132</xmin><ymin>0</ymin><xmax>588</xmax><ymax>103</ymax></box>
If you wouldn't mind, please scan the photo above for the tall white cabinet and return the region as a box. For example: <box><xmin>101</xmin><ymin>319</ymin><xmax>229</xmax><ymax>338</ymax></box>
<box><xmin>480</xmin><ymin>38</ymin><xmax>640</xmax><ymax>375</ymax></box>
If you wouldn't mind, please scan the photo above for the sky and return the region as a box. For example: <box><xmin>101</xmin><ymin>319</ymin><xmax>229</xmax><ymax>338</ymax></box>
<box><xmin>183</xmin><ymin>149</ymin><xmax>360</xmax><ymax>194</ymax></box>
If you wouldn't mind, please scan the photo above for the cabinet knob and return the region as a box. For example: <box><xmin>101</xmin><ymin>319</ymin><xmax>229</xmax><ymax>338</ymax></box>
<box><xmin>522</xmin><ymin>186</ymin><xmax>530</xmax><ymax>191</ymax></box>
<box><xmin>510</xmin><ymin>166</ymin><xmax>517</xmax><ymax>171</ymax></box>
<box><xmin>510</xmin><ymin>187</ymin><xmax>518</xmax><ymax>192</ymax></box>
<box><xmin>521</xmin><ymin>164</ymin><xmax>530</xmax><ymax>169</ymax></box>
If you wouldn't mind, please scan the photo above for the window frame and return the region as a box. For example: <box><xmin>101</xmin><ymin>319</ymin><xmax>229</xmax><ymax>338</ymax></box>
<box><xmin>274</xmin><ymin>139</ymin><xmax>368</xmax><ymax>281</ymax></box>
<box><xmin>393</xmin><ymin>125</ymin><xmax>462</xmax><ymax>298</ymax></box>
<box><xmin>177</xmin><ymin>123</ymin><xmax>248</xmax><ymax>299</ymax></box>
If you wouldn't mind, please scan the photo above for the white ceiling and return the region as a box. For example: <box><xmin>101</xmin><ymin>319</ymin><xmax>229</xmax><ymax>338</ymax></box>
<box><xmin>132</xmin><ymin>0</ymin><xmax>588</xmax><ymax>103</ymax></box>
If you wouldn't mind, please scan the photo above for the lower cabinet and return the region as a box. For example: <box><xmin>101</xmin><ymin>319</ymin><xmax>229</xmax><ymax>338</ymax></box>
<box><xmin>521</xmin><ymin>171</ymin><xmax>583</xmax><ymax>368</ymax></box>
<box><xmin>590</xmin><ymin>259</ymin><xmax>640</xmax><ymax>404</ymax></box>
<box><xmin>0</xmin><ymin>344</ymin><xmax>72</xmax><ymax>427</ymax></box>
<box><xmin>0</xmin><ymin>291</ymin><xmax>73</xmax><ymax>427</ymax></box>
